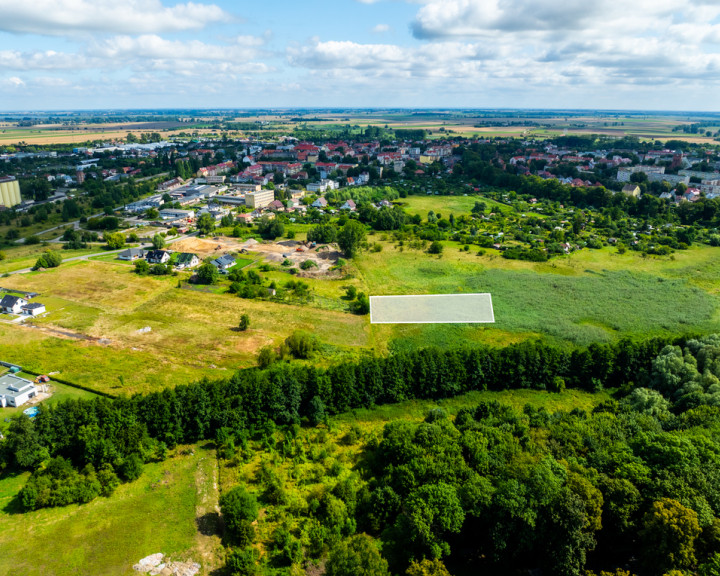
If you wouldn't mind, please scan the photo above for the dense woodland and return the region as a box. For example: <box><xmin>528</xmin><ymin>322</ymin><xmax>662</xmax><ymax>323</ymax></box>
<box><xmin>7</xmin><ymin>335</ymin><xmax>720</xmax><ymax>574</ymax></box>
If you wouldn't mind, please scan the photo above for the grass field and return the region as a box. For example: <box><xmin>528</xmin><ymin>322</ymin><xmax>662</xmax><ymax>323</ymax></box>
<box><xmin>0</xmin><ymin>245</ymin><xmax>100</xmax><ymax>274</ymax></box>
<box><xmin>0</xmin><ymin>259</ymin><xmax>371</xmax><ymax>395</ymax></box>
<box><xmin>0</xmin><ymin>445</ymin><xmax>211</xmax><ymax>576</ymax></box>
<box><xmin>357</xmin><ymin>240</ymin><xmax>720</xmax><ymax>349</ymax></box>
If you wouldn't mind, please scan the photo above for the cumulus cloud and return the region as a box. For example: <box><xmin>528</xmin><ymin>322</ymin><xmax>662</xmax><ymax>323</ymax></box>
<box><xmin>0</xmin><ymin>49</ymin><xmax>97</xmax><ymax>71</ymax></box>
<box><xmin>0</xmin><ymin>0</ymin><xmax>228</xmax><ymax>35</ymax></box>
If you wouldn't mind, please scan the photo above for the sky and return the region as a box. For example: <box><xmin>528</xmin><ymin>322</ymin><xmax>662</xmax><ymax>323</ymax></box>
<box><xmin>0</xmin><ymin>0</ymin><xmax>720</xmax><ymax>112</ymax></box>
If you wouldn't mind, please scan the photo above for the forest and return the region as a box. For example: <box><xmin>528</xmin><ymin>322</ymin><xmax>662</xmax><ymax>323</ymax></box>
<box><xmin>6</xmin><ymin>335</ymin><xmax>720</xmax><ymax>574</ymax></box>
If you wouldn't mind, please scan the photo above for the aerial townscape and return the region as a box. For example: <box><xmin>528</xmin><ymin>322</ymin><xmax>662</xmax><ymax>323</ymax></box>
<box><xmin>3</xmin><ymin>2</ymin><xmax>720</xmax><ymax>576</ymax></box>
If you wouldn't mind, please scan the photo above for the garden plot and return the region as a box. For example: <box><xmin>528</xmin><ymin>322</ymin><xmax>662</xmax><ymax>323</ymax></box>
<box><xmin>370</xmin><ymin>293</ymin><xmax>494</xmax><ymax>324</ymax></box>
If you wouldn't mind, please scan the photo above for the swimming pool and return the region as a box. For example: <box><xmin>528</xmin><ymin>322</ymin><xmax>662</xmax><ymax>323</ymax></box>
<box><xmin>23</xmin><ymin>406</ymin><xmax>39</xmax><ymax>418</ymax></box>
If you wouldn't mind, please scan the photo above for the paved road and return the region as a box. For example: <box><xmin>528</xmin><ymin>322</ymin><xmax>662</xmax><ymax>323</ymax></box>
<box><xmin>7</xmin><ymin>231</ymin><xmax>198</xmax><ymax>275</ymax></box>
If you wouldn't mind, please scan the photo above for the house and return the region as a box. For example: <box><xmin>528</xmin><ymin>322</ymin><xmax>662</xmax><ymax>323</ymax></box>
<box><xmin>0</xmin><ymin>373</ymin><xmax>38</xmax><ymax>408</ymax></box>
<box><xmin>340</xmin><ymin>199</ymin><xmax>356</xmax><ymax>211</ymax></box>
<box><xmin>118</xmin><ymin>248</ymin><xmax>147</xmax><ymax>261</ymax></box>
<box><xmin>312</xmin><ymin>197</ymin><xmax>328</xmax><ymax>208</ymax></box>
<box><xmin>146</xmin><ymin>250</ymin><xmax>171</xmax><ymax>264</ymax></box>
<box><xmin>237</xmin><ymin>213</ymin><xmax>254</xmax><ymax>224</ymax></box>
<box><xmin>622</xmin><ymin>184</ymin><xmax>641</xmax><ymax>198</ymax></box>
<box><xmin>211</xmin><ymin>254</ymin><xmax>237</xmax><ymax>273</ymax></box>
<box><xmin>22</xmin><ymin>302</ymin><xmax>46</xmax><ymax>316</ymax></box>
<box><xmin>0</xmin><ymin>295</ymin><xmax>27</xmax><ymax>314</ymax></box>
<box><xmin>267</xmin><ymin>199</ymin><xmax>285</xmax><ymax>211</ymax></box>
<box><xmin>174</xmin><ymin>252</ymin><xmax>200</xmax><ymax>269</ymax></box>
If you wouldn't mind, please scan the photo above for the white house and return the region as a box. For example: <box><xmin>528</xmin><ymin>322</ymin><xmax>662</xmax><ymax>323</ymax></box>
<box><xmin>211</xmin><ymin>254</ymin><xmax>236</xmax><ymax>273</ymax></box>
<box><xmin>22</xmin><ymin>303</ymin><xmax>46</xmax><ymax>316</ymax></box>
<box><xmin>0</xmin><ymin>295</ymin><xmax>27</xmax><ymax>314</ymax></box>
<box><xmin>0</xmin><ymin>374</ymin><xmax>38</xmax><ymax>408</ymax></box>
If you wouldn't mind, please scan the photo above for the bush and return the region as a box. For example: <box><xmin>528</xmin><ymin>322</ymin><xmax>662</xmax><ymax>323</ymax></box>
<box><xmin>239</xmin><ymin>314</ymin><xmax>250</xmax><ymax>331</ymax></box>
<box><xmin>285</xmin><ymin>330</ymin><xmax>316</xmax><ymax>359</ymax></box>
<box><xmin>300</xmin><ymin>259</ymin><xmax>318</xmax><ymax>270</ymax></box>
<box><xmin>220</xmin><ymin>486</ymin><xmax>259</xmax><ymax>545</ymax></box>
<box><xmin>428</xmin><ymin>241</ymin><xmax>443</xmax><ymax>255</ymax></box>
<box><xmin>34</xmin><ymin>250</ymin><xmax>62</xmax><ymax>269</ymax></box>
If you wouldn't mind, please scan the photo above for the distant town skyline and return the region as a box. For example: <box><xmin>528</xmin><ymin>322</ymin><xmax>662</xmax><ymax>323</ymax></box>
<box><xmin>0</xmin><ymin>0</ymin><xmax>719</xmax><ymax>112</ymax></box>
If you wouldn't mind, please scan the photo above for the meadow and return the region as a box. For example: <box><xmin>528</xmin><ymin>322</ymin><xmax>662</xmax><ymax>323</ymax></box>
<box><xmin>0</xmin><ymin>445</ymin><xmax>212</xmax><ymax>576</ymax></box>
<box><xmin>0</xmin><ymin>258</ymin><xmax>371</xmax><ymax>395</ymax></box>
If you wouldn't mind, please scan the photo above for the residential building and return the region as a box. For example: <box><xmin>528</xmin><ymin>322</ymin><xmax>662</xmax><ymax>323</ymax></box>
<box><xmin>1</xmin><ymin>295</ymin><xmax>27</xmax><ymax>314</ymax></box>
<box><xmin>245</xmin><ymin>189</ymin><xmax>275</xmax><ymax>209</ymax></box>
<box><xmin>22</xmin><ymin>303</ymin><xmax>46</xmax><ymax>316</ymax></box>
<box><xmin>211</xmin><ymin>254</ymin><xmax>237</xmax><ymax>273</ymax></box>
<box><xmin>146</xmin><ymin>250</ymin><xmax>171</xmax><ymax>264</ymax></box>
<box><xmin>159</xmin><ymin>208</ymin><xmax>194</xmax><ymax>220</ymax></box>
<box><xmin>622</xmin><ymin>184</ymin><xmax>641</xmax><ymax>198</ymax></box>
<box><xmin>118</xmin><ymin>248</ymin><xmax>147</xmax><ymax>261</ymax></box>
<box><xmin>175</xmin><ymin>253</ymin><xmax>200</xmax><ymax>269</ymax></box>
<box><xmin>0</xmin><ymin>373</ymin><xmax>38</xmax><ymax>408</ymax></box>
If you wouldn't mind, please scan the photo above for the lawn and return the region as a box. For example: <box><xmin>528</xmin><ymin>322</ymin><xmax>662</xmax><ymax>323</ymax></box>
<box><xmin>0</xmin><ymin>445</ymin><xmax>209</xmax><ymax>576</ymax></box>
<box><xmin>401</xmin><ymin>193</ymin><xmax>509</xmax><ymax>218</ymax></box>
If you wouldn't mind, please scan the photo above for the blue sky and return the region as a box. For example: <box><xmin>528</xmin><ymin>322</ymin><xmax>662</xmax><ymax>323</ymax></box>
<box><xmin>1</xmin><ymin>0</ymin><xmax>719</xmax><ymax>111</ymax></box>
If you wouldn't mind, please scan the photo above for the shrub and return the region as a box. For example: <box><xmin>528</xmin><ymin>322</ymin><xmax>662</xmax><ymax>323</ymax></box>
<box><xmin>428</xmin><ymin>241</ymin><xmax>443</xmax><ymax>255</ymax></box>
<box><xmin>300</xmin><ymin>259</ymin><xmax>318</xmax><ymax>270</ymax></box>
<box><xmin>34</xmin><ymin>250</ymin><xmax>62</xmax><ymax>269</ymax></box>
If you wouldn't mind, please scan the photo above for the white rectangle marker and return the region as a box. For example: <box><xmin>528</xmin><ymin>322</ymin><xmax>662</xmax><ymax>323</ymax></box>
<box><xmin>370</xmin><ymin>293</ymin><xmax>495</xmax><ymax>324</ymax></box>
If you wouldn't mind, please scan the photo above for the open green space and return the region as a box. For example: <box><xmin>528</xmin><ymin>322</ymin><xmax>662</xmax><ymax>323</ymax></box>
<box><xmin>357</xmin><ymin>241</ymin><xmax>720</xmax><ymax>349</ymax></box>
<box><xmin>0</xmin><ymin>258</ymin><xmax>370</xmax><ymax>396</ymax></box>
<box><xmin>0</xmin><ymin>445</ymin><xmax>206</xmax><ymax>576</ymax></box>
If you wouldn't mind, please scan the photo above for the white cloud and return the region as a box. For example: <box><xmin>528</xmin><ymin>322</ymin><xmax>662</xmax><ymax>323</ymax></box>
<box><xmin>0</xmin><ymin>0</ymin><xmax>228</xmax><ymax>35</ymax></box>
<box><xmin>2</xmin><ymin>76</ymin><xmax>25</xmax><ymax>87</ymax></box>
<box><xmin>372</xmin><ymin>24</ymin><xmax>391</xmax><ymax>33</ymax></box>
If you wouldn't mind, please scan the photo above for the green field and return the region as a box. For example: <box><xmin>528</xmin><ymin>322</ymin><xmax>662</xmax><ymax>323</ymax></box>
<box><xmin>0</xmin><ymin>258</ymin><xmax>370</xmax><ymax>395</ymax></box>
<box><xmin>357</xmin><ymin>239</ymin><xmax>720</xmax><ymax>349</ymax></box>
<box><xmin>0</xmin><ymin>445</ymin><xmax>213</xmax><ymax>576</ymax></box>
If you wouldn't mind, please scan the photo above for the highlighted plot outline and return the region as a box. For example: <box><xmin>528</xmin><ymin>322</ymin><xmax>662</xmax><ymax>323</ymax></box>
<box><xmin>370</xmin><ymin>293</ymin><xmax>495</xmax><ymax>324</ymax></box>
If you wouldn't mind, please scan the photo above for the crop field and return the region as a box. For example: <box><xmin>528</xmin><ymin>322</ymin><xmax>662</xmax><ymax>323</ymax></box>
<box><xmin>0</xmin><ymin>445</ymin><xmax>212</xmax><ymax>576</ymax></box>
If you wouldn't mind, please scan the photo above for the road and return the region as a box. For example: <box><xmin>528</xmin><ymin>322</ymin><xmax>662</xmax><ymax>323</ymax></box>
<box><xmin>7</xmin><ymin>231</ymin><xmax>198</xmax><ymax>275</ymax></box>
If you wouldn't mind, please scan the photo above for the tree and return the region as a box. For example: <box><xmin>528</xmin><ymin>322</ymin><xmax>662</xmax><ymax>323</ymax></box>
<box><xmin>196</xmin><ymin>259</ymin><xmax>219</xmax><ymax>285</ymax></box>
<box><xmin>640</xmin><ymin>498</ymin><xmax>701</xmax><ymax>574</ymax></box>
<box><xmin>133</xmin><ymin>259</ymin><xmax>150</xmax><ymax>275</ymax></box>
<box><xmin>285</xmin><ymin>330</ymin><xmax>316</xmax><ymax>359</ymax></box>
<box><xmin>428</xmin><ymin>241</ymin><xmax>443</xmax><ymax>255</ymax></box>
<box><xmin>104</xmin><ymin>232</ymin><xmax>126</xmax><ymax>250</ymax></box>
<box><xmin>220</xmin><ymin>486</ymin><xmax>259</xmax><ymax>545</ymax></box>
<box><xmin>34</xmin><ymin>250</ymin><xmax>62</xmax><ymax>269</ymax></box>
<box><xmin>257</xmin><ymin>215</ymin><xmax>285</xmax><ymax>239</ymax></box>
<box><xmin>196</xmin><ymin>212</ymin><xmax>215</xmax><ymax>235</ymax></box>
<box><xmin>145</xmin><ymin>208</ymin><xmax>159</xmax><ymax>220</ymax></box>
<box><xmin>406</xmin><ymin>559</ymin><xmax>452</xmax><ymax>576</ymax></box>
<box><xmin>239</xmin><ymin>314</ymin><xmax>250</xmax><ymax>331</ymax></box>
<box><xmin>326</xmin><ymin>534</ymin><xmax>390</xmax><ymax>576</ymax></box>
<box><xmin>151</xmin><ymin>234</ymin><xmax>165</xmax><ymax>250</ymax></box>
<box><xmin>338</xmin><ymin>220</ymin><xmax>366</xmax><ymax>258</ymax></box>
